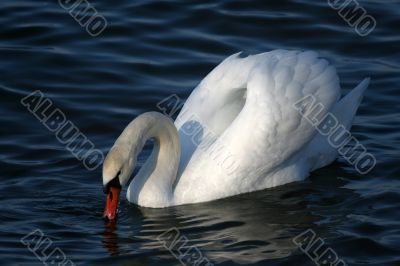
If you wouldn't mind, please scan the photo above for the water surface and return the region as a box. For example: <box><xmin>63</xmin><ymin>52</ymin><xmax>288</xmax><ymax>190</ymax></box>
<box><xmin>0</xmin><ymin>0</ymin><xmax>399</xmax><ymax>265</ymax></box>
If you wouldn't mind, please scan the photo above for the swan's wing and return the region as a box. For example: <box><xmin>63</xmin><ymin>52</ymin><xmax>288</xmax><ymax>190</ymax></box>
<box><xmin>174</xmin><ymin>51</ymin><xmax>341</xmax><ymax>201</ymax></box>
<box><xmin>216</xmin><ymin>51</ymin><xmax>340</xmax><ymax>178</ymax></box>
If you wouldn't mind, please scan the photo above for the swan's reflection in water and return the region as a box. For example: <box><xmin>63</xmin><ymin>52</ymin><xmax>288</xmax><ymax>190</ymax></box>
<box><xmin>124</xmin><ymin>184</ymin><xmax>320</xmax><ymax>264</ymax></box>
<box><xmin>102</xmin><ymin>164</ymin><xmax>356</xmax><ymax>264</ymax></box>
<box><xmin>102</xmin><ymin>220</ymin><xmax>120</xmax><ymax>256</ymax></box>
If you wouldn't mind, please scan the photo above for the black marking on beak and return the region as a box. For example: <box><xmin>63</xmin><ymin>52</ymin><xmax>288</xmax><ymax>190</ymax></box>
<box><xmin>103</xmin><ymin>171</ymin><xmax>121</xmax><ymax>194</ymax></box>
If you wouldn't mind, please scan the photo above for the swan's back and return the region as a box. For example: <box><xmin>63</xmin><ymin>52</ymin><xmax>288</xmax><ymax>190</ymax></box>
<box><xmin>173</xmin><ymin>50</ymin><xmax>364</xmax><ymax>204</ymax></box>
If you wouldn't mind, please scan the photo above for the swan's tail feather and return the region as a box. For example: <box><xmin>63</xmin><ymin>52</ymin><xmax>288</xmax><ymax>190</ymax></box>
<box><xmin>305</xmin><ymin>78</ymin><xmax>369</xmax><ymax>171</ymax></box>
<box><xmin>331</xmin><ymin>77</ymin><xmax>369</xmax><ymax>130</ymax></box>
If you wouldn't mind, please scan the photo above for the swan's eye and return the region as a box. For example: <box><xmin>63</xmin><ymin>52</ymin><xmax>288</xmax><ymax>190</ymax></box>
<box><xmin>115</xmin><ymin>170</ymin><xmax>121</xmax><ymax>180</ymax></box>
<box><xmin>103</xmin><ymin>171</ymin><xmax>122</xmax><ymax>194</ymax></box>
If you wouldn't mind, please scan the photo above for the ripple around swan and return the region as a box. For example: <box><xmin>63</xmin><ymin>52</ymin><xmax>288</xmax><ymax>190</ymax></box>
<box><xmin>0</xmin><ymin>0</ymin><xmax>399</xmax><ymax>265</ymax></box>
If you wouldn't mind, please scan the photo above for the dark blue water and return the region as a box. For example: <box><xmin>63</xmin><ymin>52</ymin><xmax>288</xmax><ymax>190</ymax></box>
<box><xmin>0</xmin><ymin>0</ymin><xmax>399</xmax><ymax>265</ymax></box>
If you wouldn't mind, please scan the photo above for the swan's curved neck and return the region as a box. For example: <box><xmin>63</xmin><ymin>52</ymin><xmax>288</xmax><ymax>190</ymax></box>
<box><xmin>121</xmin><ymin>112</ymin><xmax>180</xmax><ymax>207</ymax></box>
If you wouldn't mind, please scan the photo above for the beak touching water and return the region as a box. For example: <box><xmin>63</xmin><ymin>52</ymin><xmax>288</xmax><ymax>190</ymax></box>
<box><xmin>103</xmin><ymin>185</ymin><xmax>121</xmax><ymax>221</ymax></box>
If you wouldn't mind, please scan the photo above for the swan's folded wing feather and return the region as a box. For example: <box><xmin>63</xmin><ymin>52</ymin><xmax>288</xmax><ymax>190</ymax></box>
<box><xmin>174</xmin><ymin>51</ymin><xmax>342</xmax><ymax>201</ymax></box>
<box><xmin>211</xmin><ymin>50</ymin><xmax>341</xmax><ymax>178</ymax></box>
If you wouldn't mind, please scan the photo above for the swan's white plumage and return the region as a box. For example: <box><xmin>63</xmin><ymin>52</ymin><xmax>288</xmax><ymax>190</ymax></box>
<box><xmin>173</xmin><ymin>50</ymin><xmax>343</xmax><ymax>204</ymax></box>
<box><xmin>116</xmin><ymin>50</ymin><xmax>368</xmax><ymax>207</ymax></box>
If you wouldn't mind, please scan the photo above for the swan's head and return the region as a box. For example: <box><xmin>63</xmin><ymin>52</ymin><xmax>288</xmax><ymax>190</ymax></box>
<box><xmin>102</xmin><ymin>145</ymin><xmax>135</xmax><ymax>220</ymax></box>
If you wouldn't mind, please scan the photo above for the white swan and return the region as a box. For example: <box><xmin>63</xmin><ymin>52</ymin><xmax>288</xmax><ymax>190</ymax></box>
<box><xmin>102</xmin><ymin>50</ymin><xmax>369</xmax><ymax>218</ymax></box>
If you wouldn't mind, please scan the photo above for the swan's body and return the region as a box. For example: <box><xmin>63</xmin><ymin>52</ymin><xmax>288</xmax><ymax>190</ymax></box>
<box><xmin>103</xmin><ymin>50</ymin><xmax>369</xmax><ymax>209</ymax></box>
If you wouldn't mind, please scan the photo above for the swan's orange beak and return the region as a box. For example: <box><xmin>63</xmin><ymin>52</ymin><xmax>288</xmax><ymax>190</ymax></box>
<box><xmin>103</xmin><ymin>186</ymin><xmax>121</xmax><ymax>220</ymax></box>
